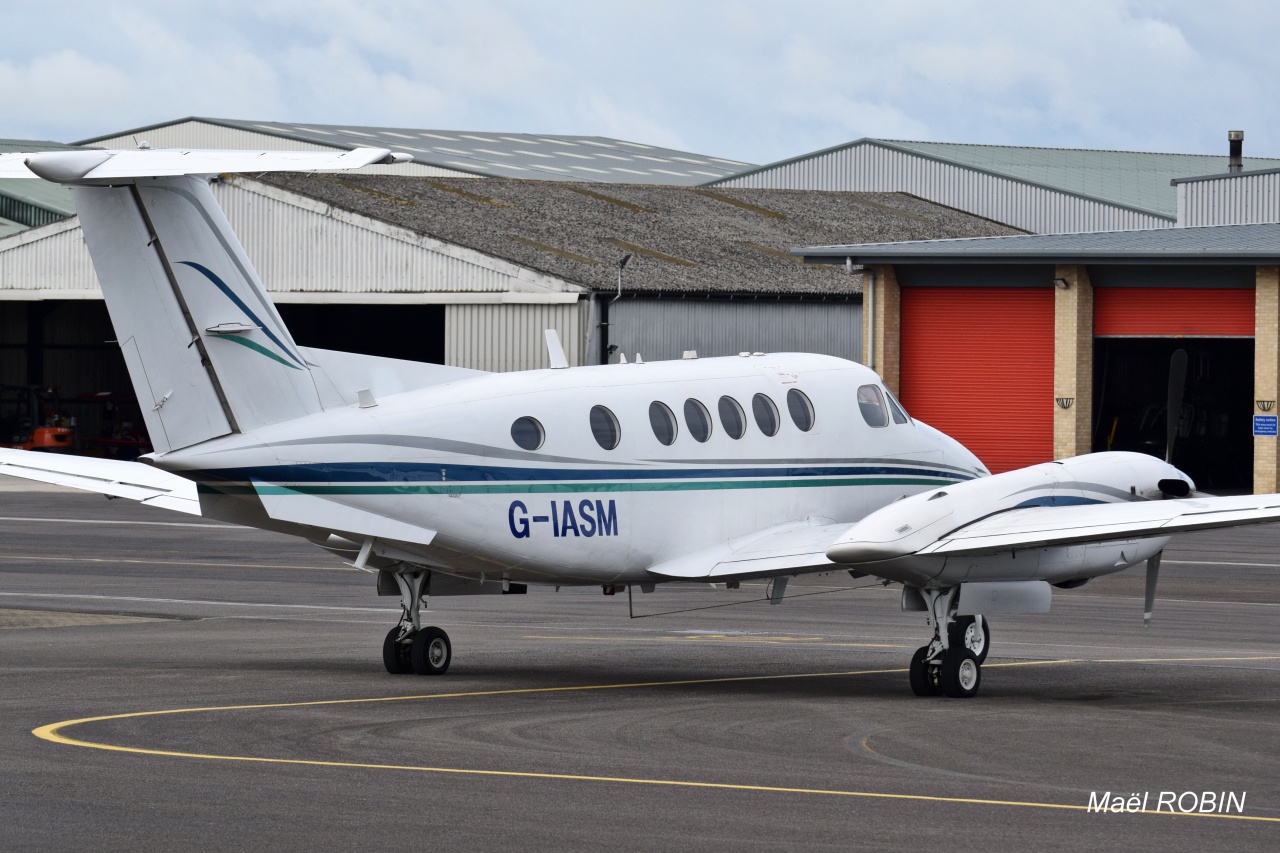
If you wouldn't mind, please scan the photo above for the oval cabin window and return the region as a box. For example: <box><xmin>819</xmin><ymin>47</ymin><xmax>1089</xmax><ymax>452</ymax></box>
<box><xmin>590</xmin><ymin>405</ymin><xmax>621</xmax><ymax>450</ymax></box>
<box><xmin>649</xmin><ymin>401</ymin><xmax>678</xmax><ymax>446</ymax></box>
<box><xmin>718</xmin><ymin>396</ymin><xmax>746</xmax><ymax>440</ymax></box>
<box><xmin>752</xmin><ymin>393</ymin><xmax>780</xmax><ymax>437</ymax></box>
<box><xmin>510</xmin><ymin>416</ymin><xmax>545</xmax><ymax>451</ymax></box>
<box><xmin>684</xmin><ymin>398</ymin><xmax>713</xmax><ymax>442</ymax></box>
<box><xmin>786</xmin><ymin>388</ymin><xmax>815</xmax><ymax>432</ymax></box>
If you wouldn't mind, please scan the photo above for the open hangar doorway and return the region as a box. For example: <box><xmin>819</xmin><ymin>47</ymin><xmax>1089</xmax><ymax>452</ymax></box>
<box><xmin>276</xmin><ymin>304</ymin><xmax>445</xmax><ymax>364</ymax></box>
<box><xmin>1093</xmin><ymin>338</ymin><xmax>1254</xmax><ymax>492</ymax></box>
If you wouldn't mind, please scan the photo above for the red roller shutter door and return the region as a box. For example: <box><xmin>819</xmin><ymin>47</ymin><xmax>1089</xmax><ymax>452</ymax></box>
<box><xmin>1094</xmin><ymin>288</ymin><xmax>1254</xmax><ymax>336</ymax></box>
<box><xmin>900</xmin><ymin>287</ymin><xmax>1054</xmax><ymax>474</ymax></box>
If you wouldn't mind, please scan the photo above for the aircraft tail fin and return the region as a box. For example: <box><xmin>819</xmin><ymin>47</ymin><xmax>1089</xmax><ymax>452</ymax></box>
<box><xmin>71</xmin><ymin>177</ymin><xmax>319</xmax><ymax>452</ymax></box>
<box><xmin>12</xmin><ymin>147</ymin><xmax>415</xmax><ymax>453</ymax></box>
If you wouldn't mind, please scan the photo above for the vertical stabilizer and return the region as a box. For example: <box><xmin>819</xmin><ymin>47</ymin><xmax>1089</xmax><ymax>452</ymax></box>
<box><xmin>72</xmin><ymin>177</ymin><xmax>323</xmax><ymax>451</ymax></box>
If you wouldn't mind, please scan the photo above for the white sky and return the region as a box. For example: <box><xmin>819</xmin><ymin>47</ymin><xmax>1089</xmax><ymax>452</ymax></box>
<box><xmin>1</xmin><ymin>1</ymin><xmax>1276</xmax><ymax>165</ymax></box>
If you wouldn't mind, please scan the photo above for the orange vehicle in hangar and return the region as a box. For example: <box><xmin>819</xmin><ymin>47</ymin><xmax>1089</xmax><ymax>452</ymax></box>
<box><xmin>0</xmin><ymin>385</ymin><xmax>74</xmax><ymax>452</ymax></box>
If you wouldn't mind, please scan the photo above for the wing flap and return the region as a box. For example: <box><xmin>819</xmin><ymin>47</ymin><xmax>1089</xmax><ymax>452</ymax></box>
<box><xmin>0</xmin><ymin>448</ymin><xmax>200</xmax><ymax>515</ymax></box>
<box><xmin>647</xmin><ymin>521</ymin><xmax>846</xmax><ymax>580</ymax></box>
<box><xmin>922</xmin><ymin>494</ymin><xmax>1280</xmax><ymax>556</ymax></box>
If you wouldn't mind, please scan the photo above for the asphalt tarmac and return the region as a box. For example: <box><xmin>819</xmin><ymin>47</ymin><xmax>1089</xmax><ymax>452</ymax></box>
<box><xmin>1</xmin><ymin>482</ymin><xmax>1277</xmax><ymax>851</ymax></box>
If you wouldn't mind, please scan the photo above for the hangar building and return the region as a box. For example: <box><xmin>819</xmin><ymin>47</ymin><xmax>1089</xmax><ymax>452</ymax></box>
<box><xmin>0</xmin><ymin>162</ymin><xmax>1015</xmax><ymax>448</ymax></box>
<box><xmin>799</xmin><ymin>226</ymin><xmax>1280</xmax><ymax>494</ymax></box>
<box><xmin>711</xmin><ymin>137</ymin><xmax>1280</xmax><ymax>234</ymax></box>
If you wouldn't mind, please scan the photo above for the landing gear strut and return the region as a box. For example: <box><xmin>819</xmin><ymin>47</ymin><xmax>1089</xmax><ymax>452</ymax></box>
<box><xmin>908</xmin><ymin>587</ymin><xmax>987</xmax><ymax>698</ymax></box>
<box><xmin>382</xmin><ymin>570</ymin><xmax>452</xmax><ymax>676</ymax></box>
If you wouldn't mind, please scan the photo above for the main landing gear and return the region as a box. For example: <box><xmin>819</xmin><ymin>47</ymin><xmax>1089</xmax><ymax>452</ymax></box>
<box><xmin>382</xmin><ymin>570</ymin><xmax>452</xmax><ymax>676</ymax></box>
<box><xmin>908</xmin><ymin>587</ymin><xmax>989</xmax><ymax>699</ymax></box>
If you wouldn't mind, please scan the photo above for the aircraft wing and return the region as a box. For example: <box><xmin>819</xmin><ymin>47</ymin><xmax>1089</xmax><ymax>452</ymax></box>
<box><xmin>0</xmin><ymin>147</ymin><xmax>408</xmax><ymax>181</ymax></box>
<box><xmin>826</xmin><ymin>492</ymin><xmax>1280</xmax><ymax>564</ymax></box>
<box><xmin>0</xmin><ymin>448</ymin><xmax>199</xmax><ymax>515</ymax></box>
<box><xmin>646</xmin><ymin>520</ymin><xmax>847</xmax><ymax>580</ymax></box>
<box><xmin>918</xmin><ymin>493</ymin><xmax>1280</xmax><ymax>556</ymax></box>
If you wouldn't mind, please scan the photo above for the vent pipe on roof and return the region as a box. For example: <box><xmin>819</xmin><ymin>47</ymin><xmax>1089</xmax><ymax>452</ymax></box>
<box><xmin>1228</xmin><ymin>130</ymin><xmax>1244</xmax><ymax>173</ymax></box>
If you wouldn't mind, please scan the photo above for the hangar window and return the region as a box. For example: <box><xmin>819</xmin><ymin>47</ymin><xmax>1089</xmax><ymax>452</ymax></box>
<box><xmin>718</xmin><ymin>396</ymin><xmax>746</xmax><ymax>440</ymax></box>
<box><xmin>857</xmin><ymin>385</ymin><xmax>888</xmax><ymax>428</ymax></box>
<box><xmin>649</xmin><ymin>401</ymin><xmax>678</xmax><ymax>446</ymax></box>
<box><xmin>684</xmin><ymin>398</ymin><xmax>713</xmax><ymax>442</ymax></box>
<box><xmin>787</xmin><ymin>389</ymin><xmax>815</xmax><ymax>432</ymax></box>
<box><xmin>752</xmin><ymin>393</ymin><xmax>780</xmax><ymax>437</ymax></box>
<box><xmin>590</xmin><ymin>405</ymin><xmax>621</xmax><ymax>450</ymax></box>
<box><xmin>510</xmin><ymin>416</ymin><xmax>545</xmax><ymax>451</ymax></box>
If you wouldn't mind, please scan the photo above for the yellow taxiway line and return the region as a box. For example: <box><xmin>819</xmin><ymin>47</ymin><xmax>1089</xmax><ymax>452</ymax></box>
<box><xmin>31</xmin><ymin>657</ymin><xmax>1280</xmax><ymax>824</ymax></box>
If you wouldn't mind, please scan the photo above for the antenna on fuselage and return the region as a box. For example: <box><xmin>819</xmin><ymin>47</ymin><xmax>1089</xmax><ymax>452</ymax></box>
<box><xmin>544</xmin><ymin>329</ymin><xmax>569</xmax><ymax>369</ymax></box>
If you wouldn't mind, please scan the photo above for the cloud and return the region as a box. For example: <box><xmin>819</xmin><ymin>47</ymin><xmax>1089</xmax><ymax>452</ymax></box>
<box><xmin>4</xmin><ymin>1</ymin><xmax>1280</xmax><ymax>163</ymax></box>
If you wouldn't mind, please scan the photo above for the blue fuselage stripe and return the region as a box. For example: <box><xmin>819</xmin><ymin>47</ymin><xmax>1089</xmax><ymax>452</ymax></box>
<box><xmin>192</xmin><ymin>462</ymin><xmax>976</xmax><ymax>485</ymax></box>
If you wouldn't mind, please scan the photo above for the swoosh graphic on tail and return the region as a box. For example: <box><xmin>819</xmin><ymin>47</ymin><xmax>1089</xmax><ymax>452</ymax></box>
<box><xmin>177</xmin><ymin>260</ymin><xmax>305</xmax><ymax>368</ymax></box>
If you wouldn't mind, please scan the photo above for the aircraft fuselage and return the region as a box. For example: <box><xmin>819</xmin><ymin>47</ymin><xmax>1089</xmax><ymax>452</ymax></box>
<box><xmin>155</xmin><ymin>353</ymin><xmax>985</xmax><ymax>584</ymax></box>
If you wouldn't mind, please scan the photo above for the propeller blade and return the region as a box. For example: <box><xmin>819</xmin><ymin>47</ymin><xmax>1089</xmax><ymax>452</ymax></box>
<box><xmin>1143</xmin><ymin>551</ymin><xmax>1162</xmax><ymax>627</ymax></box>
<box><xmin>1165</xmin><ymin>349</ymin><xmax>1188</xmax><ymax>464</ymax></box>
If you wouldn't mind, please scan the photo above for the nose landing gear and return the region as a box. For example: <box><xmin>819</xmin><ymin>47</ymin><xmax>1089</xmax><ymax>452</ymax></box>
<box><xmin>382</xmin><ymin>569</ymin><xmax>452</xmax><ymax>676</ymax></box>
<box><xmin>908</xmin><ymin>587</ymin><xmax>987</xmax><ymax>698</ymax></box>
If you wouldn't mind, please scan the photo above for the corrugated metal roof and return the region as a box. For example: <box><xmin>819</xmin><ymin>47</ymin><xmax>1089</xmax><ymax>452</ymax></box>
<box><xmin>1171</xmin><ymin>165</ymin><xmax>1280</xmax><ymax>185</ymax></box>
<box><xmin>256</xmin><ymin>174</ymin><xmax>1019</xmax><ymax>294</ymax></box>
<box><xmin>76</xmin><ymin>117</ymin><xmax>753</xmax><ymax>186</ymax></box>
<box><xmin>797</xmin><ymin>221</ymin><xmax>1280</xmax><ymax>265</ymax></box>
<box><xmin>713</xmin><ymin>138</ymin><xmax>1280</xmax><ymax>218</ymax></box>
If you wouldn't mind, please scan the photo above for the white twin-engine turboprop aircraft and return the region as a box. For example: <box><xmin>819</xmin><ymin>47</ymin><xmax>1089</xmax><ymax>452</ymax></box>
<box><xmin>3</xmin><ymin>146</ymin><xmax>1280</xmax><ymax>698</ymax></box>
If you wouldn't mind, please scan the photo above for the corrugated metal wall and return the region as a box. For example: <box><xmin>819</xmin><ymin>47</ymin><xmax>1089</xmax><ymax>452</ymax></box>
<box><xmin>0</xmin><ymin>219</ymin><xmax>98</xmax><ymax>294</ymax></box>
<box><xmin>446</xmin><ymin>303</ymin><xmax>585</xmax><ymax>371</ymax></box>
<box><xmin>88</xmin><ymin>121</ymin><xmax>475</xmax><ymax>177</ymax></box>
<box><xmin>608</xmin><ymin>298</ymin><xmax>861</xmax><ymax>363</ymax></box>
<box><xmin>716</xmin><ymin>145</ymin><xmax>1172</xmax><ymax>234</ymax></box>
<box><xmin>1177</xmin><ymin>173</ymin><xmax>1280</xmax><ymax>226</ymax></box>
<box><xmin>0</xmin><ymin>196</ymin><xmax>65</xmax><ymax>229</ymax></box>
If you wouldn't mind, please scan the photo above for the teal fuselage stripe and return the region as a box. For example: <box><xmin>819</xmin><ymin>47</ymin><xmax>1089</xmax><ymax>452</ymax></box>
<box><xmin>202</xmin><ymin>476</ymin><xmax>958</xmax><ymax>496</ymax></box>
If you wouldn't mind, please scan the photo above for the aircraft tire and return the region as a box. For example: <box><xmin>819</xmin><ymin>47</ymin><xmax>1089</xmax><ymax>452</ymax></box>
<box><xmin>949</xmin><ymin>616</ymin><xmax>990</xmax><ymax>664</ymax></box>
<box><xmin>940</xmin><ymin>648</ymin><xmax>981</xmax><ymax>699</ymax></box>
<box><xmin>411</xmin><ymin>626</ymin><xmax>452</xmax><ymax>675</ymax></box>
<box><xmin>909</xmin><ymin>645</ymin><xmax>941</xmax><ymax>696</ymax></box>
<box><xmin>383</xmin><ymin>627</ymin><xmax>413</xmax><ymax>675</ymax></box>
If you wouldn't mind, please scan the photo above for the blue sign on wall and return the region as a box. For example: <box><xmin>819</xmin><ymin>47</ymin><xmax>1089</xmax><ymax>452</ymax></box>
<box><xmin>1254</xmin><ymin>415</ymin><xmax>1278</xmax><ymax>437</ymax></box>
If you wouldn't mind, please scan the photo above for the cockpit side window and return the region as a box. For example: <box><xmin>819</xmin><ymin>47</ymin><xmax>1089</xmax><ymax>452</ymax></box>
<box><xmin>885</xmin><ymin>390</ymin><xmax>909</xmax><ymax>424</ymax></box>
<box><xmin>857</xmin><ymin>384</ymin><xmax>888</xmax><ymax>428</ymax></box>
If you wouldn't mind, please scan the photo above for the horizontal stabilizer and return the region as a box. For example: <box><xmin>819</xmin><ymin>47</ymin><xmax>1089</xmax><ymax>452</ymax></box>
<box><xmin>648</xmin><ymin>520</ymin><xmax>846</xmax><ymax>580</ymax></box>
<box><xmin>919</xmin><ymin>493</ymin><xmax>1280</xmax><ymax>557</ymax></box>
<box><xmin>0</xmin><ymin>147</ymin><xmax>408</xmax><ymax>182</ymax></box>
<box><xmin>251</xmin><ymin>481</ymin><xmax>438</xmax><ymax>547</ymax></box>
<box><xmin>0</xmin><ymin>448</ymin><xmax>199</xmax><ymax>515</ymax></box>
